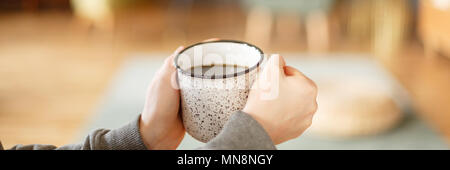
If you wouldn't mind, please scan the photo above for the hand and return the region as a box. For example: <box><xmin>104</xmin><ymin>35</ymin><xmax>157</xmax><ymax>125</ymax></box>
<box><xmin>243</xmin><ymin>55</ymin><xmax>318</xmax><ymax>144</ymax></box>
<box><xmin>140</xmin><ymin>46</ymin><xmax>185</xmax><ymax>150</ymax></box>
<box><xmin>139</xmin><ymin>38</ymin><xmax>219</xmax><ymax>149</ymax></box>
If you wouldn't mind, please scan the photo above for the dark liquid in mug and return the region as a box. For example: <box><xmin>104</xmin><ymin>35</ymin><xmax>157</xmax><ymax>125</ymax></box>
<box><xmin>188</xmin><ymin>64</ymin><xmax>248</xmax><ymax>77</ymax></box>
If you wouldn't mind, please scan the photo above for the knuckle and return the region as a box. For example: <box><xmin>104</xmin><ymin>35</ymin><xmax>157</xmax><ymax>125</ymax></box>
<box><xmin>289</xmin><ymin>130</ymin><xmax>302</xmax><ymax>140</ymax></box>
<box><xmin>165</xmin><ymin>57</ymin><xmax>174</xmax><ymax>66</ymax></box>
<box><xmin>305</xmin><ymin>83</ymin><xmax>317</xmax><ymax>96</ymax></box>
<box><xmin>312</xmin><ymin>101</ymin><xmax>318</xmax><ymax>113</ymax></box>
<box><xmin>293</xmin><ymin>127</ymin><xmax>306</xmax><ymax>139</ymax></box>
<box><xmin>291</xmin><ymin>133</ymin><xmax>301</xmax><ymax>140</ymax></box>
<box><xmin>307</xmin><ymin>109</ymin><xmax>317</xmax><ymax>118</ymax></box>
<box><xmin>297</xmin><ymin>77</ymin><xmax>317</xmax><ymax>92</ymax></box>
<box><xmin>306</xmin><ymin>118</ymin><xmax>313</xmax><ymax>126</ymax></box>
<box><xmin>308</xmin><ymin>80</ymin><xmax>318</xmax><ymax>93</ymax></box>
<box><xmin>312</xmin><ymin>108</ymin><xmax>317</xmax><ymax>115</ymax></box>
<box><xmin>310</xmin><ymin>86</ymin><xmax>318</xmax><ymax>97</ymax></box>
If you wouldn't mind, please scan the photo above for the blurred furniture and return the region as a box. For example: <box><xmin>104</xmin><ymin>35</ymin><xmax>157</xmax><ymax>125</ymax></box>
<box><xmin>80</xmin><ymin>54</ymin><xmax>447</xmax><ymax>149</ymax></box>
<box><xmin>372</xmin><ymin>0</ymin><xmax>412</xmax><ymax>59</ymax></box>
<box><xmin>70</xmin><ymin>0</ymin><xmax>114</xmax><ymax>34</ymax></box>
<box><xmin>296</xmin><ymin>55</ymin><xmax>409</xmax><ymax>138</ymax></box>
<box><xmin>418</xmin><ymin>0</ymin><xmax>450</xmax><ymax>58</ymax></box>
<box><xmin>343</xmin><ymin>0</ymin><xmax>413</xmax><ymax>58</ymax></box>
<box><xmin>0</xmin><ymin>0</ymin><xmax>70</xmax><ymax>11</ymax></box>
<box><xmin>311</xmin><ymin>77</ymin><xmax>404</xmax><ymax>137</ymax></box>
<box><xmin>161</xmin><ymin>0</ymin><xmax>239</xmax><ymax>47</ymax></box>
<box><xmin>278</xmin><ymin>114</ymin><xmax>447</xmax><ymax>149</ymax></box>
<box><xmin>241</xmin><ymin>0</ymin><xmax>336</xmax><ymax>52</ymax></box>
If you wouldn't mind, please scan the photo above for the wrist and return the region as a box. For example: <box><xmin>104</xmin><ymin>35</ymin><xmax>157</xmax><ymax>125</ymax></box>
<box><xmin>242</xmin><ymin>107</ymin><xmax>277</xmax><ymax>144</ymax></box>
<box><xmin>139</xmin><ymin>115</ymin><xmax>161</xmax><ymax>150</ymax></box>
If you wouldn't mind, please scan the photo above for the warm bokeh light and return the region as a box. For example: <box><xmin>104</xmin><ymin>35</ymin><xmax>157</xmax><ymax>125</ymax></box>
<box><xmin>0</xmin><ymin>0</ymin><xmax>448</xmax><ymax>149</ymax></box>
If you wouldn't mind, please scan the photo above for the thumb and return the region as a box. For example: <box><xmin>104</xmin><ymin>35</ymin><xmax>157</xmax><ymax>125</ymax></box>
<box><xmin>202</xmin><ymin>38</ymin><xmax>220</xmax><ymax>42</ymax></box>
<box><xmin>261</xmin><ymin>54</ymin><xmax>286</xmax><ymax>78</ymax></box>
<box><xmin>164</xmin><ymin>46</ymin><xmax>184</xmax><ymax>69</ymax></box>
<box><xmin>283</xmin><ymin>66</ymin><xmax>303</xmax><ymax>77</ymax></box>
<box><xmin>268</xmin><ymin>54</ymin><xmax>286</xmax><ymax>69</ymax></box>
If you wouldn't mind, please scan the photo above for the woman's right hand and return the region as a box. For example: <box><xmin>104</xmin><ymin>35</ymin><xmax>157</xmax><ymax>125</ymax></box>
<box><xmin>243</xmin><ymin>55</ymin><xmax>318</xmax><ymax>145</ymax></box>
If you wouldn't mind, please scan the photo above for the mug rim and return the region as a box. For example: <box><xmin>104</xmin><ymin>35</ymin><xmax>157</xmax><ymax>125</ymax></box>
<box><xmin>174</xmin><ymin>40</ymin><xmax>264</xmax><ymax>79</ymax></box>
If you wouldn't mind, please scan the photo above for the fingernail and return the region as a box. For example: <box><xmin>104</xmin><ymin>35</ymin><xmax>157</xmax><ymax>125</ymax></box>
<box><xmin>270</xmin><ymin>54</ymin><xmax>280</xmax><ymax>60</ymax></box>
<box><xmin>175</xmin><ymin>46</ymin><xmax>184</xmax><ymax>53</ymax></box>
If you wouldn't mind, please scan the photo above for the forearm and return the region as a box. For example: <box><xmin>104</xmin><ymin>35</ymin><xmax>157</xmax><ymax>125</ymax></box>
<box><xmin>199</xmin><ymin>111</ymin><xmax>276</xmax><ymax>150</ymax></box>
<box><xmin>4</xmin><ymin>116</ymin><xmax>148</xmax><ymax>150</ymax></box>
<box><xmin>2</xmin><ymin>111</ymin><xmax>275</xmax><ymax>150</ymax></box>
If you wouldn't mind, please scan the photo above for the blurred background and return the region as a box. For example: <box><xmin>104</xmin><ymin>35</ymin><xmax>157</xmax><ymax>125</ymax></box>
<box><xmin>0</xmin><ymin>0</ymin><xmax>449</xmax><ymax>149</ymax></box>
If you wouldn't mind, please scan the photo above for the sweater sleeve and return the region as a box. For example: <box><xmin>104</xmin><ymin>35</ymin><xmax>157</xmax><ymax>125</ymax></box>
<box><xmin>2</xmin><ymin>111</ymin><xmax>275</xmax><ymax>150</ymax></box>
<box><xmin>4</xmin><ymin>115</ymin><xmax>147</xmax><ymax>150</ymax></box>
<box><xmin>198</xmin><ymin>111</ymin><xmax>276</xmax><ymax>150</ymax></box>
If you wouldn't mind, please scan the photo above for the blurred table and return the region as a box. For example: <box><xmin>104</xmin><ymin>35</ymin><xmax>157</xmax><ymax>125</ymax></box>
<box><xmin>79</xmin><ymin>53</ymin><xmax>448</xmax><ymax>149</ymax></box>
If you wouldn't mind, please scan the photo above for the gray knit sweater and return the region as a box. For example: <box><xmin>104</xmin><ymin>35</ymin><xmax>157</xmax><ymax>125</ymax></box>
<box><xmin>0</xmin><ymin>111</ymin><xmax>276</xmax><ymax>150</ymax></box>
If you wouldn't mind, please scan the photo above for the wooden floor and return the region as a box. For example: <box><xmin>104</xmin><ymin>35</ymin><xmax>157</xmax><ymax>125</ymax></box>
<box><xmin>0</xmin><ymin>6</ymin><xmax>449</xmax><ymax>148</ymax></box>
<box><xmin>0</xmin><ymin>12</ymin><xmax>123</xmax><ymax>147</ymax></box>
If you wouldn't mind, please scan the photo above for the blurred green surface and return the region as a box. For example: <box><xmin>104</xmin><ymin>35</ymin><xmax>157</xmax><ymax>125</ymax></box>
<box><xmin>81</xmin><ymin>54</ymin><xmax>448</xmax><ymax>150</ymax></box>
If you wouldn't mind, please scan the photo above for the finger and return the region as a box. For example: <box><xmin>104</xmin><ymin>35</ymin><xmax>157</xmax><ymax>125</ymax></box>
<box><xmin>170</xmin><ymin>71</ymin><xmax>180</xmax><ymax>90</ymax></box>
<box><xmin>312</xmin><ymin>100</ymin><xmax>318</xmax><ymax>114</ymax></box>
<box><xmin>283</xmin><ymin>66</ymin><xmax>303</xmax><ymax>77</ymax></box>
<box><xmin>283</xmin><ymin>65</ymin><xmax>317</xmax><ymax>91</ymax></box>
<box><xmin>261</xmin><ymin>54</ymin><xmax>286</xmax><ymax>78</ymax></box>
<box><xmin>269</xmin><ymin>54</ymin><xmax>286</xmax><ymax>68</ymax></box>
<box><xmin>165</xmin><ymin>46</ymin><xmax>184</xmax><ymax>68</ymax></box>
<box><xmin>202</xmin><ymin>38</ymin><xmax>220</xmax><ymax>42</ymax></box>
<box><xmin>174</xmin><ymin>45</ymin><xmax>184</xmax><ymax>54</ymax></box>
<box><xmin>164</xmin><ymin>46</ymin><xmax>184</xmax><ymax>90</ymax></box>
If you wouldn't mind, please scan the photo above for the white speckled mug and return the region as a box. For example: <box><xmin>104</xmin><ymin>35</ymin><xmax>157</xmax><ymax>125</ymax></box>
<box><xmin>174</xmin><ymin>40</ymin><xmax>264</xmax><ymax>142</ymax></box>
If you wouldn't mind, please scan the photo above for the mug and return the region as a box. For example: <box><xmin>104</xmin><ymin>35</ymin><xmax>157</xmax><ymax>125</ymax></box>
<box><xmin>174</xmin><ymin>40</ymin><xmax>264</xmax><ymax>142</ymax></box>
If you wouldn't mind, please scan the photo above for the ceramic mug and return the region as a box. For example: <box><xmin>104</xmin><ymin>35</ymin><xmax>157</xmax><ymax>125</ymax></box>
<box><xmin>174</xmin><ymin>40</ymin><xmax>264</xmax><ymax>142</ymax></box>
